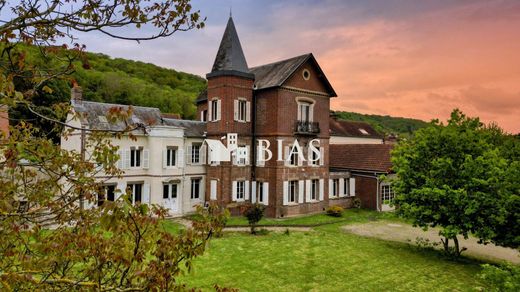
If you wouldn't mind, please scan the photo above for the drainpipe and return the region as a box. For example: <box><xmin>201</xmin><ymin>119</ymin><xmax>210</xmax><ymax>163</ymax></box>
<box><xmin>349</xmin><ymin>172</ymin><xmax>381</xmax><ymax>212</ymax></box>
<box><xmin>251</xmin><ymin>88</ymin><xmax>257</xmax><ymax>190</ymax></box>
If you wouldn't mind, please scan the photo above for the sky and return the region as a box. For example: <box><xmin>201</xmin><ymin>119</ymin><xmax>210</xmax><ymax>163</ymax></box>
<box><xmin>74</xmin><ymin>0</ymin><xmax>520</xmax><ymax>133</ymax></box>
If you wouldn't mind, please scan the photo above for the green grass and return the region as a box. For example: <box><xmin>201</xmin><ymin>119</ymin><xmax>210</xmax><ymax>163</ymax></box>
<box><xmin>160</xmin><ymin>220</ymin><xmax>185</xmax><ymax>234</ymax></box>
<box><xmin>177</xmin><ymin>210</ymin><xmax>487</xmax><ymax>291</ymax></box>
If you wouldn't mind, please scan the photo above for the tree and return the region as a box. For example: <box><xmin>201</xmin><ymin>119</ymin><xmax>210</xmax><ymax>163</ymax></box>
<box><xmin>392</xmin><ymin>109</ymin><xmax>519</xmax><ymax>256</ymax></box>
<box><xmin>242</xmin><ymin>203</ymin><xmax>266</xmax><ymax>234</ymax></box>
<box><xmin>0</xmin><ymin>1</ymin><xmax>232</xmax><ymax>290</ymax></box>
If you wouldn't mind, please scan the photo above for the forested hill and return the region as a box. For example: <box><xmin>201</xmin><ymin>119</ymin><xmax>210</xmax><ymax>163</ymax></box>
<box><xmin>334</xmin><ymin>111</ymin><xmax>429</xmax><ymax>137</ymax></box>
<box><xmin>73</xmin><ymin>52</ymin><xmax>206</xmax><ymax>119</ymax></box>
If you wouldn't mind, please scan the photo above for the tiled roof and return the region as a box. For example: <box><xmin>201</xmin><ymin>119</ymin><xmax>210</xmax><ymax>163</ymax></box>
<box><xmin>72</xmin><ymin>100</ymin><xmax>162</xmax><ymax>131</ymax></box>
<box><xmin>329</xmin><ymin>119</ymin><xmax>382</xmax><ymax>139</ymax></box>
<box><xmin>209</xmin><ymin>16</ymin><xmax>250</xmax><ymax>75</ymax></box>
<box><xmin>196</xmin><ymin>89</ymin><xmax>207</xmax><ymax>104</ymax></box>
<box><xmin>162</xmin><ymin>118</ymin><xmax>206</xmax><ymax>138</ymax></box>
<box><xmin>329</xmin><ymin>144</ymin><xmax>393</xmax><ymax>172</ymax></box>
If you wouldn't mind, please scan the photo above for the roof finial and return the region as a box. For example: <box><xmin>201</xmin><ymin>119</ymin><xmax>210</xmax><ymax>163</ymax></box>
<box><xmin>229</xmin><ymin>6</ymin><xmax>232</xmax><ymax>18</ymax></box>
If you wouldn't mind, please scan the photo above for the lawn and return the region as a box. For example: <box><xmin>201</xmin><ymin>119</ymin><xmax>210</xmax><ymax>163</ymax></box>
<box><xmin>177</xmin><ymin>210</ymin><xmax>488</xmax><ymax>291</ymax></box>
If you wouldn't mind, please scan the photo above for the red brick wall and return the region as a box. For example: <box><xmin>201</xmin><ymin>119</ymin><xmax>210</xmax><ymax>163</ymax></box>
<box><xmin>0</xmin><ymin>106</ymin><xmax>8</xmax><ymax>138</ymax></box>
<box><xmin>353</xmin><ymin>175</ymin><xmax>378</xmax><ymax>210</ymax></box>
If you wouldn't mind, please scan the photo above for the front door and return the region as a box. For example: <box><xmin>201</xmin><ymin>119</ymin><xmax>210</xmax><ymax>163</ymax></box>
<box><xmin>163</xmin><ymin>183</ymin><xmax>179</xmax><ymax>214</ymax></box>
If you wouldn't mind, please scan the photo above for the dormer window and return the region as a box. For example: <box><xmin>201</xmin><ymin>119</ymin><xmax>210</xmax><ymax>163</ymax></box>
<box><xmin>359</xmin><ymin>128</ymin><xmax>369</xmax><ymax>135</ymax></box>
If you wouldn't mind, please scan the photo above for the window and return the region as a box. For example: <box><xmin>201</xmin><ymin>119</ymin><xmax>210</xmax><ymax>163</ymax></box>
<box><xmin>130</xmin><ymin>147</ymin><xmax>142</xmax><ymax>167</ymax></box>
<box><xmin>289</xmin><ymin>148</ymin><xmax>298</xmax><ymax>166</ymax></box>
<box><xmin>236</xmin><ymin>181</ymin><xmax>245</xmax><ymax>200</ymax></box>
<box><xmin>298</xmin><ymin>102</ymin><xmax>312</xmax><ymax>122</ymax></box>
<box><xmin>311</xmin><ymin>179</ymin><xmax>319</xmax><ymax>201</ymax></box>
<box><xmin>235</xmin><ymin>146</ymin><xmax>248</xmax><ymax>166</ymax></box>
<box><xmin>201</xmin><ymin>110</ymin><xmax>208</xmax><ymax>122</ymax></box>
<box><xmin>211</xmin><ymin>100</ymin><xmax>218</xmax><ymax>121</ymax></box>
<box><xmin>127</xmin><ymin>183</ymin><xmax>143</xmax><ymax>204</ymax></box>
<box><xmin>166</xmin><ymin>147</ymin><xmax>177</xmax><ymax>167</ymax></box>
<box><xmin>331</xmin><ymin>179</ymin><xmax>339</xmax><ymax>197</ymax></box>
<box><xmin>288</xmin><ymin>181</ymin><xmax>297</xmax><ymax>203</ymax></box>
<box><xmin>163</xmin><ymin>183</ymin><xmax>178</xmax><ymax>199</ymax></box>
<box><xmin>344</xmin><ymin>179</ymin><xmax>349</xmax><ymax>196</ymax></box>
<box><xmin>302</xmin><ymin>69</ymin><xmax>311</xmax><ymax>80</ymax></box>
<box><xmin>238</xmin><ymin>100</ymin><xmax>247</xmax><ymax>122</ymax></box>
<box><xmin>258</xmin><ymin>182</ymin><xmax>264</xmax><ymax>202</ymax></box>
<box><xmin>98</xmin><ymin>185</ymin><xmax>115</xmax><ymax>206</ymax></box>
<box><xmin>381</xmin><ymin>185</ymin><xmax>395</xmax><ymax>202</ymax></box>
<box><xmin>309</xmin><ymin>149</ymin><xmax>319</xmax><ymax>166</ymax></box>
<box><xmin>191</xmin><ymin>143</ymin><xmax>201</xmax><ymax>164</ymax></box>
<box><xmin>191</xmin><ymin>178</ymin><xmax>201</xmax><ymax>199</ymax></box>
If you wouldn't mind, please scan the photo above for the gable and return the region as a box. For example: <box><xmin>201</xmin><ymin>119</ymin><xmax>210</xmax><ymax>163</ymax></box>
<box><xmin>283</xmin><ymin>59</ymin><xmax>333</xmax><ymax>96</ymax></box>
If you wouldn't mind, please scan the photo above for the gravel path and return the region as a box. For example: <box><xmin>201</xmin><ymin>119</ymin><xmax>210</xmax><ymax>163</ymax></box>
<box><xmin>171</xmin><ymin>218</ymin><xmax>312</xmax><ymax>232</ymax></box>
<box><xmin>342</xmin><ymin>221</ymin><xmax>519</xmax><ymax>264</ymax></box>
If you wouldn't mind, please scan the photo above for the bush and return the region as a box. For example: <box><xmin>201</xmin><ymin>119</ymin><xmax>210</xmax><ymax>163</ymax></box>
<box><xmin>241</xmin><ymin>203</ymin><xmax>266</xmax><ymax>234</ymax></box>
<box><xmin>479</xmin><ymin>263</ymin><xmax>520</xmax><ymax>291</ymax></box>
<box><xmin>352</xmin><ymin>198</ymin><xmax>362</xmax><ymax>209</ymax></box>
<box><xmin>326</xmin><ymin>205</ymin><xmax>344</xmax><ymax>217</ymax></box>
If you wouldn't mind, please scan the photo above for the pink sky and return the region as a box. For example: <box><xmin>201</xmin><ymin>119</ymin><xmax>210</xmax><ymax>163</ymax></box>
<box><xmin>79</xmin><ymin>0</ymin><xmax>520</xmax><ymax>133</ymax></box>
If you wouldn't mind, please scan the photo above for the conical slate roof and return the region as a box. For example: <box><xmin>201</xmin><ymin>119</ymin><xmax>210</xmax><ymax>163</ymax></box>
<box><xmin>207</xmin><ymin>16</ymin><xmax>254</xmax><ymax>79</ymax></box>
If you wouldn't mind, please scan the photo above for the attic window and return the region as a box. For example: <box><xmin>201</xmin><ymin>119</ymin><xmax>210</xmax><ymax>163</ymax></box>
<box><xmin>359</xmin><ymin>128</ymin><xmax>369</xmax><ymax>135</ymax></box>
<box><xmin>98</xmin><ymin>116</ymin><xmax>108</xmax><ymax>123</ymax></box>
<box><xmin>302</xmin><ymin>69</ymin><xmax>311</xmax><ymax>80</ymax></box>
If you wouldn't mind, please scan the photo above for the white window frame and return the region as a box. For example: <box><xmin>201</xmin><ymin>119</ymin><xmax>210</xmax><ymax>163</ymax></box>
<box><xmin>191</xmin><ymin>144</ymin><xmax>201</xmax><ymax>164</ymax></box>
<box><xmin>236</xmin><ymin>181</ymin><xmax>245</xmax><ymax>200</ymax></box>
<box><xmin>309</xmin><ymin>149</ymin><xmax>319</xmax><ymax>166</ymax></box>
<box><xmin>210</xmin><ymin>99</ymin><xmax>219</xmax><ymax>121</ymax></box>
<box><xmin>288</xmin><ymin>180</ymin><xmax>297</xmax><ymax>203</ymax></box>
<box><xmin>331</xmin><ymin>179</ymin><xmax>340</xmax><ymax>198</ymax></box>
<box><xmin>163</xmin><ymin>183</ymin><xmax>178</xmax><ymax>199</ymax></box>
<box><xmin>130</xmin><ymin>147</ymin><xmax>142</xmax><ymax>168</ymax></box>
<box><xmin>191</xmin><ymin>178</ymin><xmax>201</xmax><ymax>200</ymax></box>
<box><xmin>296</xmin><ymin>98</ymin><xmax>315</xmax><ymax>122</ymax></box>
<box><xmin>311</xmin><ymin>179</ymin><xmax>319</xmax><ymax>201</ymax></box>
<box><xmin>165</xmin><ymin>146</ymin><xmax>177</xmax><ymax>167</ymax></box>
<box><xmin>127</xmin><ymin>183</ymin><xmax>143</xmax><ymax>205</ymax></box>
<box><xmin>238</xmin><ymin>99</ymin><xmax>247</xmax><ymax>122</ymax></box>
<box><xmin>381</xmin><ymin>184</ymin><xmax>395</xmax><ymax>202</ymax></box>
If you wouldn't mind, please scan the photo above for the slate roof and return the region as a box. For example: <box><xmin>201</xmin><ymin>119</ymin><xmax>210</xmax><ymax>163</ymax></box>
<box><xmin>208</xmin><ymin>16</ymin><xmax>251</xmax><ymax>78</ymax></box>
<box><xmin>162</xmin><ymin>118</ymin><xmax>207</xmax><ymax>138</ymax></box>
<box><xmin>196</xmin><ymin>89</ymin><xmax>207</xmax><ymax>104</ymax></box>
<box><xmin>329</xmin><ymin>119</ymin><xmax>383</xmax><ymax>139</ymax></box>
<box><xmin>72</xmin><ymin>100</ymin><xmax>162</xmax><ymax>131</ymax></box>
<box><xmin>329</xmin><ymin>144</ymin><xmax>394</xmax><ymax>173</ymax></box>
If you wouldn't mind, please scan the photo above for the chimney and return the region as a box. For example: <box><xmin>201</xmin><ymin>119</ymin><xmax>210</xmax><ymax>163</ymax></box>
<box><xmin>71</xmin><ymin>81</ymin><xmax>82</xmax><ymax>103</ymax></box>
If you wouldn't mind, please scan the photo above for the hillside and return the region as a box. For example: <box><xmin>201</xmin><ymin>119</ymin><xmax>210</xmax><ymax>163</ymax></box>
<box><xmin>334</xmin><ymin>111</ymin><xmax>429</xmax><ymax>137</ymax></box>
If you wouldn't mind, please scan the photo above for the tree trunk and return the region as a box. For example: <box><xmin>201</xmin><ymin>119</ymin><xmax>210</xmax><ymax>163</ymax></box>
<box><xmin>452</xmin><ymin>236</ymin><xmax>467</xmax><ymax>256</ymax></box>
<box><xmin>250</xmin><ymin>223</ymin><xmax>256</xmax><ymax>235</ymax></box>
<box><xmin>441</xmin><ymin>237</ymin><xmax>450</xmax><ymax>252</ymax></box>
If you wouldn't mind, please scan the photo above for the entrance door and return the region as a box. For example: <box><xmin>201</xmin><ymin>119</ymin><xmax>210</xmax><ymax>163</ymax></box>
<box><xmin>162</xmin><ymin>183</ymin><xmax>179</xmax><ymax>214</ymax></box>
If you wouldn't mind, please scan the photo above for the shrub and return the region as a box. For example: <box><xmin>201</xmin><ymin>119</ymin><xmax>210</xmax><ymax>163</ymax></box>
<box><xmin>479</xmin><ymin>263</ymin><xmax>520</xmax><ymax>291</ymax></box>
<box><xmin>241</xmin><ymin>203</ymin><xmax>266</xmax><ymax>234</ymax></box>
<box><xmin>326</xmin><ymin>205</ymin><xmax>344</xmax><ymax>217</ymax></box>
<box><xmin>352</xmin><ymin>198</ymin><xmax>362</xmax><ymax>209</ymax></box>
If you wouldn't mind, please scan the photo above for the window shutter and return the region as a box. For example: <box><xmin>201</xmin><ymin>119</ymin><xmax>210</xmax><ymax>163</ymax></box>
<box><xmin>297</xmin><ymin>152</ymin><xmax>303</xmax><ymax>166</ymax></box>
<box><xmin>284</xmin><ymin>146</ymin><xmax>290</xmax><ymax>166</ymax></box>
<box><xmin>349</xmin><ymin>178</ymin><xmax>356</xmax><ymax>196</ymax></box>
<box><xmin>256</xmin><ymin>146</ymin><xmax>265</xmax><ymax>167</ymax></box>
<box><xmin>246</xmin><ymin>101</ymin><xmax>251</xmax><ymax>122</ymax></box>
<box><xmin>283</xmin><ymin>181</ymin><xmax>288</xmax><ymax>205</ymax></box>
<box><xmin>245</xmin><ymin>145</ymin><xmax>250</xmax><ymax>165</ymax></box>
<box><xmin>186</xmin><ymin>146</ymin><xmax>192</xmax><ymax>165</ymax></box>
<box><xmin>309</xmin><ymin>104</ymin><xmax>314</xmax><ymax>122</ymax></box>
<box><xmin>124</xmin><ymin>149</ymin><xmax>130</xmax><ymax>169</ymax></box>
<box><xmin>162</xmin><ymin>150</ymin><xmax>167</xmax><ymax>168</ymax></box>
<box><xmin>319</xmin><ymin>147</ymin><xmax>324</xmax><ymax>166</ymax></box>
<box><xmin>329</xmin><ymin>179</ymin><xmax>334</xmax><ymax>197</ymax></box>
<box><xmin>177</xmin><ymin>148</ymin><xmax>184</xmax><ymax>167</ymax></box>
<box><xmin>298</xmin><ymin>180</ymin><xmax>304</xmax><ymax>203</ymax></box>
<box><xmin>319</xmin><ymin>179</ymin><xmax>324</xmax><ymax>201</ymax></box>
<box><xmin>251</xmin><ymin>181</ymin><xmax>257</xmax><ymax>203</ymax></box>
<box><xmin>208</xmin><ymin>100</ymin><xmax>213</xmax><ymax>122</ymax></box>
<box><xmin>297</xmin><ymin>104</ymin><xmax>301</xmax><ymax>121</ymax></box>
<box><xmin>245</xmin><ymin>181</ymin><xmax>250</xmax><ymax>200</ymax></box>
<box><xmin>216</xmin><ymin>99</ymin><xmax>222</xmax><ymax>121</ymax></box>
<box><xmin>232</xmin><ymin>181</ymin><xmax>237</xmax><ymax>201</ymax></box>
<box><xmin>339</xmin><ymin>178</ymin><xmax>345</xmax><ymax>197</ymax></box>
<box><xmin>117</xmin><ymin>150</ymin><xmax>123</xmax><ymax>169</ymax></box>
<box><xmin>143</xmin><ymin>183</ymin><xmax>150</xmax><ymax>204</ymax></box>
<box><xmin>233</xmin><ymin>99</ymin><xmax>239</xmax><ymax>121</ymax></box>
<box><xmin>305</xmin><ymin>180</ymin><xmax>311</xmax><ymax>202</ymax></box>
<box><xmin>263</xmin><ymin>182</ymin><xmax>269</xmax><ymax>205</ymax></box>
<box><xmin>200</xmin><ymin>145</ymin><xmax>207</xmax><ymax>165</ymax></box>
<box><xmin>200</xmin><ymin>111</ymin><xmax>204</xmax><ymax>121</ymax></box>
<box><xmin>142</xmin><ymin>149</ymin><xmax>149</xmax><ymax>169</ymax></box>
<box><xmin>210</xmin><ymin>180</ymin><xmax>217</xmax><ymax>200</ymax></box>
<box><xmin>116</xmin><ymin>181</ymin><xmax>126</xmax><ymax>201</ymax></box>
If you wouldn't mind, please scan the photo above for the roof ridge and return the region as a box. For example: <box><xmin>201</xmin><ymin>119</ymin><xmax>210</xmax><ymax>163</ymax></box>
<box><xmin>249</xmin><ymin>53</ymin><xmax>311</xmax><ymax>70</ymax></box>
<box><xmin>76</xmin><ymin>100</ymin><xmax>161</xmax><ymax>111</ymax></box>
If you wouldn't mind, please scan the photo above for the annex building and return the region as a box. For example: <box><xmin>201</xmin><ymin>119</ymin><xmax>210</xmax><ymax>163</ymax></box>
<box><xmin>61</xmin><ymin>16</ymin><xmax>394</xmax><ymax>217</ymax></box>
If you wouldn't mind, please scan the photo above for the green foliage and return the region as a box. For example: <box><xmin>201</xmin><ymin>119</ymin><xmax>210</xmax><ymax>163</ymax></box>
<box><xmin>326</xmin><ymin>205</ymin><xmax>344</xmax><ymax>217</ymax></box>
<box><xmin>392</xmin><ymin>109</ymin><xmax>520</xmax><ymax>255</ymax></box>
<box><xmin>241</xmin><ymin>203</ymin><xmax>266</xmax><ymax>234</ymax></box>
<box><xmin>334</xmin><ymin>111</ymin><xmax>429</xmax><ymax>137</ymax></box>
<box><xmin>352</xmin><ymin>197</ymin><xmax>362</xmax><ymax>209</ymax></box>
<box><xmin>479</xmin><ymin>263</ymin><xmax>520</xmax><ymax>292</ymax></box>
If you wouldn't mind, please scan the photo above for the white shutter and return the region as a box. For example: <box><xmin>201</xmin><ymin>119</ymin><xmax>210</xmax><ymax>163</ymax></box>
<box><xmin>162</xmin><ymin>149</ymin><xmax>167</xmax><ymax>168</ymax></box>
<box><xmin>232</xmin><ymin>181</ymin><xmax>237</xmax><ymax>201</ymax></box>
<box><xmin>233</xmin><ymin>100</ymin><xmax>239</xmax><ymax>121</ymax></box>
<box><xmin>216</xmin><ymin>99</ymin><xmax>222</xmax><ymax>121</ymax></box>
<box><xmin>298</xmin><ymin>180</ymin><xmax>304</xmax><ymax>203</ymax></box>
<box><xmin>245</xmin><ymin>181</ymin><xmax>250</xmax><ymax>200</ymax></box>
<box><xmin>208</xmin><ymin>100</ymin><xmax>213</xmax><ymax>122</ymax></box>
<box><xmin>200</xmin><ymin>145</ymin><xmax>207</xmax><ymax>165</ymax></box>
<box><xmin>297</xmin><ymin>104</ymin><xmax>301</xmax><ymax>121</ymax></box>
<box><xmin>319</xmin><ymin>179</ymin><xmax>324</xmax><ymax>201</ymax></box>
<box><xmin>251</xmin><ymin>181</ymin><xmax>257</xmax><ymax>203</ymax></box>
<box><xmin>116</xmin><ymin>181</ymin><xmax>126</xmax><ymax>201</ymax></box>
<box><xmin>124</xmin><ymin>149</ymin><xmax>130</xmax><ymax>169</ymax></box>
<box><xmin>117</xmin><ymin>150</ymin><xmax>123</xmax><ymax>169</ymax></box>
<box><xmin>284</xmin><ymin>146</ymin><xmax>290</xmax><ymax>166</ymax></box>
<box><xmin>186</xmin><ymin>146</ymin><xmax>192</xmax><ymax>165</ymax></box>
<box><xmin>177</xmin><ymin>148</ymin><xmax>184</xmax><ymax>167</ymax></box>
<box><xmin>329</xmin><ymin>179</ymin><xmax>333</xmax><ymax>197</ymax></box>
<box><xmin>283</xmin><ymin>181</ymin><xmax>288</xmax><ymax>205</ymax></box>
<box><xmin>200</xmin><ymin>110</ymin><xmax>204</xmax><ymax>121</ymax></box>
<box><xmin>319</xmin><ymin>147</ymin><xmax>324</xmax><ymax>166</ymax></box>
<box><xmin>245</xmin><ymin>145</ymin><xmax>250</xmax><ymax>165</ymax></box>
<box><xmin>143</xmin><ymin>183</ymin><xmax>150</xmax><ymax>204</ymax></box>
<box><xmin>142</xmin><ymin>149</ymin><xmax>149</xmax><ymax>169</ymax></box>
<box><xmin>309</xmin><ymin>104</ymin><xmax>314</xmax><ymax>122</ymax></box>
<box><xmin>263</xmin><ymin>182</ymin><xmax>269</xmax><ymax>205</ymax></box>
<box><xmin>210</xmin><ymin>180</ymin><xmax>217</xmax><ymax>200</ymax></box>
<box><xmin>349</xmin><ymin>178</ymin><xmax>356</xmax><ymax>196</ymax></box>
<box><xmin>305</xmin><ymin>180</ymin><xmax>311</xmax><ymax>202</ymax></box>
<box><xmin>246</xmin><ymin>101</ymin><xmax>251</xmax><ymax>122</ymax></box>
<box><xmin>339</xmin><ymin>178</ymin><xmax>345</xmax><ymax>197</ymax></box>
<box><xmin>297</xmin><ymin>152</ymin><xmax>303</xmax><ymax>166</ymax></box>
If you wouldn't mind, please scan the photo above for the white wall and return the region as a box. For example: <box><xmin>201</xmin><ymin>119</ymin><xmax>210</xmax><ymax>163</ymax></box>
<box><xmin>330</xmin><ymin>136</ymin><xmax>383</xmax><ymax>145</ymax></box>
